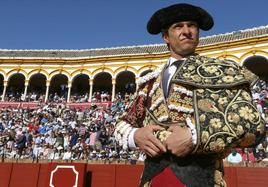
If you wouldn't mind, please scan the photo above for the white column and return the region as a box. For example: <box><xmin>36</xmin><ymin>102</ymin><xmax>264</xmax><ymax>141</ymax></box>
<box><xmin>23</xmin><ymin>80</ymin><xmax>29</xmax><ymax>101</ymax></box>
<box><xmin>45</xmin><ymin>80</ymin><xmax>50</xmax><ymax>103</ymax></box>
<box><xmin>89</xmin><ymin>79</ymin><xmax>93</xmax><ymax>102</ymax></box>
<box><xmin>67</xmin><ymin>81</ymin><xmax>72</xmax><ymax>103</ymax></box>
<box><xmin>112</xmin><ymin>78</ymin><xmax>116</xmax><ymax>102</ymax></box>
<box><xmin>1</xmin><ymin>81</ymin><xmax>8</xmax><ymax>101</ymax></box>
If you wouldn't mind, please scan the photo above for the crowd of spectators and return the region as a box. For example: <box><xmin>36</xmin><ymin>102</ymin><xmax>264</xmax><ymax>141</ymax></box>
<box><xmin>5</xmin><ymin>91</ymin><xmax>44</xmax><ymax>102</ymax></box>
<box><xmin>252</xmin><ymin>80</ymin><xmax>268</xmax><ymax>118</ymax></box>
<box><xmin>0</xmin><ymin>92</ymin><xmax>146</xmax><ymax>163</ymax></box>
<box><xmin>5</xmin><ymin>91</ymin><xmax>113</xmax><ymax>103</ymax></box>
<box><xmin>47</xmin><ymin>93</ymin><xmax>66</xmax><ymax>103</ymax></box>
<box><xmin>69</xmin><ymin>93</ymin><xmax>88</xmax><ymax>103</ymax></box>
<box><xmin>0</xmin><ymin>79</ymin><xmax>267</xmax><ymax>165</ymax></box>
<box><xmin>5</xmin><ymin>91</ymin><xmax>23</xmax><ymax>102</ymax></box>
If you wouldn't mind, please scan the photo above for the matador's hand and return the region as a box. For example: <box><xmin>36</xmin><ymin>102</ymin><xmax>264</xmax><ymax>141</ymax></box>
<box><xmin>134</xmin><ymin>125</ymin><xmax>167</xmax><ymax>157</ymax></box>
<box><xmin>164</xmin><ymin>125</ymin><xmax>193</xmax><ymax>157</ymax></box>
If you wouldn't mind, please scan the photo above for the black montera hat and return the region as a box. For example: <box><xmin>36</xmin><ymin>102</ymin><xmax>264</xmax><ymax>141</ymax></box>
<box><xmin>147</xmin><ymin>3</ymin><xmax>214</xmax><ymax>34</ymax></box>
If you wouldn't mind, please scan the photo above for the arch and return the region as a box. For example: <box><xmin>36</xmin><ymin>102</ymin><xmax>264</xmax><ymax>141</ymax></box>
<box><xmin>49</xmin><ymin>69</ymin><xmax>71</xmax><ymax>81</ymax></box>
<box><xmin>242</xmin><ymin>55</ymin><xmax>268</xmax><ymax>78</ymax></box>
<box><xmin>49</xmin><ymin>74</ymin><xmax>69</xmax><ymax>99</ymax></box>
<box><xmin>70</xmin><ymin>69</ymin><xmax>92</xmax><ymax>81</ymax></box>
<box><xmin>92</xmin><ymin>68</ymin><xmax>114</xmax><ymax>79</ymax></box>
<box><xmin>28</xmin><ymin>69</ymin><xmax>49</xmax><ymax>80</ymax></box>
<box><xmin>114</xmin><ymin>66</ymin><xmax>138</xmax><ymax>78</ymax></box>
<box><xmin>6</xmin><ymin>73</ymin><xmax>26</xmax><ymax>101</ymax></box>
<box><xmin>29</xmin><ymin>73</ymin><xmax>47</xmax><ymax>96</ymax></box>
<box><xmin>7</xmin><ymin>69</ymin><xmax>27</xmax><ymax>80</ymax></box>
<box><xmin>71</xmin><ymin>74</ymin><xmax>90</xmax><ymax>102</ymax></box>
<box><xmin>116</xmin><ymin>70</ymin><xmax>136</xmax><ymax>94</ymax></box>
<box><xmin>240</xmin><ymin>50</ymin><xmax>268</xmax><ymax>65</ymax></box>
<box><xmin>93</xmin><ymin>72</ymin><xmax>112</xmax><ymax>97</ymax></box>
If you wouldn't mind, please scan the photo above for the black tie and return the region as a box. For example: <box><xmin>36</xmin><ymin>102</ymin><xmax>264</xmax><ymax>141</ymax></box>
<box><xmin>172</xmin><ymin>60</ymin><xmax>183</xmax><ymax>69</ymax></box>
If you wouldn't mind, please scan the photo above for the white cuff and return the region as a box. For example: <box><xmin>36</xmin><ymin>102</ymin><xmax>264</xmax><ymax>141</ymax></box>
<box><xmin>114</xmin><ymin>121</ymin><xmax>138</xmax><ymax>150</ymax></box>
<box><xmin>186</xmin><ymin>117</ymin><xmax>197</xmax><ymax>145</ymax></box>
<box><xmin>128</xmin><ymin>128</ymin><xmax>138</xmax><ymax>149</ymax></box>
<box><xmin>122</xmin><ymin>126</ymin><xmax>133</xmax><ymax>150</ymax></box>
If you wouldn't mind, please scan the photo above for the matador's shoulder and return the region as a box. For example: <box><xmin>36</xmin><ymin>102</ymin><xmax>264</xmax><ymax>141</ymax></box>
<box><xmin>136</xmin><ymin>67</ymin><xmax>163</xmax><ymax>87</ymax></box>
<box><xmin>173</xmin><ymin>55</ymin><xmax>259</xmax><ymax>88</ymax></box>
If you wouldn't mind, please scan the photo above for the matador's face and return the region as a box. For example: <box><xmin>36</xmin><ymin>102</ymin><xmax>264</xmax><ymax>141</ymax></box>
<box><xmin>163</xmin><ymin>21</ymin><xmax>199</xmax><ymax>58</ymax></box>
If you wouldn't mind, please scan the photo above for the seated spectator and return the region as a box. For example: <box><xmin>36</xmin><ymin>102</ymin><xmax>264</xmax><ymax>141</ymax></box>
<box><xmin>242</xmin><ymin>148</ymin><xmax>255</xmax><ymax>163</ymax></box>
<box><xmin>62</xmin><ymin>147</ymin><xmax>72</xmax><ymax>160</ymax></box>
<box><xmin>227</xmin><ymin>149</ymin><xmax>242</xmax><ymax>164</ymax></box>
<box><xmin>256</xmin><ymin>149</ymin><xmax>266</xmax><ymax>162</ymax></box>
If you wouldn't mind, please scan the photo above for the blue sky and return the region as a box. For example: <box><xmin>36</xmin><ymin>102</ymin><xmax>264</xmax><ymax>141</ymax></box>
<box><xmin>0</xmin><ymin>0</ymin><xmax>267</xmax><ymax>50</ymax></box>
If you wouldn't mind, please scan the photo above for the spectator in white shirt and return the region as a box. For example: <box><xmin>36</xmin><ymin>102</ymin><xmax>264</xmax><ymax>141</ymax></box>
<box><xmin>62</xmin><ymin>147</ymin><xmax>72</xmax><ymax>160</ymax></box>
<box><xmin>227</xmin><ymin>149</ymin><xmax>243</xmax><ymax>164</ymax></box>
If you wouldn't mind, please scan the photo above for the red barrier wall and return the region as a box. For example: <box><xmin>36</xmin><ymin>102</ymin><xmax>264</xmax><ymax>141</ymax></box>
<box><xmin>0</xmin><ymin>162</ymin><xmax>13</xmax><ymax>187</ymax></box>
<box><xmin>224</xmin><ymin>166</ymin><xmax>268</xmax><ymax>187</ymax></box>
<box><xmin>224</xmin><ymin>167</ymin><xmax>237</xmax><ymax>186</ymax></box>
<box><xmin>37</xmin><ymin>163</ymin><xmax>49</xmax><ymax>187</ymax></box>
<box><xmin>1</xmin><ymin>162</ymin><xmax>268</xmax><ymax>187</ymax></box>
<box><xmin>87</xmin><ymin>164</ymin><xmax>116</xmax><ymax>187</ymax></box>
<box><xmin>115</xmin><ymin>164</ymin><xmax>144</xmax><ymax>187</ymax></box>
<box><xmin>9</xmin><ymin>163</ymin><xmax>40</xmax><ymax>187</ymax></box>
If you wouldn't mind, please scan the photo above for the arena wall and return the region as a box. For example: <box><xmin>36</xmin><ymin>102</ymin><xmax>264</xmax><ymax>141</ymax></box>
<box><xmin>1</xmin><ymin>162</ymin><xmax>268</xmax><ymax>187</ymax></box>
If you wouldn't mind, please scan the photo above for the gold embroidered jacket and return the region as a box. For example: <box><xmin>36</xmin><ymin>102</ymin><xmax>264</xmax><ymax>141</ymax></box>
<box><xmin>115</xmin><ymin>54</ymin><xmax>265</xmax><ymax>186</ymax></box>
<box><xmin>120</xmin><ymin>55</ymin><xmax>265</xmax><ymax>153</ymax></box>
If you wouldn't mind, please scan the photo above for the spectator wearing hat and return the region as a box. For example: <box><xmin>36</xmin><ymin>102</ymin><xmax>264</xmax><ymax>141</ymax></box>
<box><xmin>114</xmin><ymin>3</ymin><xmax>265</xmax><ymax>187</ymax></box>
<box><xmin>227</xmin><ymin>149</ymin><xmax>242</xmax><ymax>164</ymax></box>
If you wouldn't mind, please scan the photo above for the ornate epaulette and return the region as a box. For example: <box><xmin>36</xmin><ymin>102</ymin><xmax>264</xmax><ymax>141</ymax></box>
<box><xmin>173</xmin><ymin>55</ymin><xmax>258</xmax><ymax>88</ymax></box>
<box><xmin>136</xmin><ymin>67</ymin><xmax>162</xmax><ymax>87</ymax></box>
